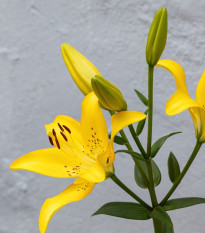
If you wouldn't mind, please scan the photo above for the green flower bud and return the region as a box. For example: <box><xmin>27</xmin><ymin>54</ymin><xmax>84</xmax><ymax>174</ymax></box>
<box><xmin>91</xmin><ymin>75</ymin><xmax>127</xmax><ymax>111</ymax></box>
<box><xmin>146</xmin><ymin>8</ymin><xmax>168</xmax><ymax>66</ymax></box>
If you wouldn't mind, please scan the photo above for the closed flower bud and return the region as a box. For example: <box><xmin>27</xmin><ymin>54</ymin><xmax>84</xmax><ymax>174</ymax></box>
<box><xmin>91</xmin><ymin>75</ymin><xmax>127</xmax><ymax>111</ymax></box>
<box><xmin>61</xmin><ymin>43</ymin><xmax>101</xmax><ymax>95</ymax></box>
<box><xmin>146</xmin><ymin>8</ymin><xmax>167</xmax><ymax>66</ymax></box>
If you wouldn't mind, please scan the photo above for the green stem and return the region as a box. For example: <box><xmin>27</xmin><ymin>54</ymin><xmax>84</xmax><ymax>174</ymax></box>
<box><xmin>110</xmin><ymin>174</ymin><xmax>152</xmax><ymax>210</ymax></box>
<box><xmin>146</xmin><ymin>65</ymin><xmax>158</xmax><ymax>207</ymax></box>
<box><xmin>153</xmin><ymin>219</ymin><xmax>163</xmax><ymax>233</ymax></box>
<box><xmin>109</xmin><ymin>110</ymin><xmax>149</xmax><ymax>186</ymax></box>
<box><xmin>128</xmin><ymin>124</ymin><xmax>147</xmax><ymax>158</ymax></box>
<box><xmin>160</xmin><ymin>141</ymin><xmax>202</xmax><ymax>206</ymax></box>
<box><xmin>119</xmin><ymin>130</ymin><xmax>150</xmax><ymax>187</ymax></box>
<box><xmin>147</xmin><ymin>65</ymin><xmax>154</xmax><ymax>157</ymax></box>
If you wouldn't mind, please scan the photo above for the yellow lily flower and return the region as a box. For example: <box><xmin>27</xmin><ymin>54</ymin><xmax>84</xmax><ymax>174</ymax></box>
<box><xmin>61</xmin><ymin>43</ymin><xmax>101</xmax><ymax>95</ymax></box>
<box><xmin>10</xmin><ymin>92</ymin><xmax>146</xmax><ymax>233</ymax></box>
<box><xmin>157</xmin><ymin>60</ymin><xmax>205</xmax><ymax>142</ymax></box>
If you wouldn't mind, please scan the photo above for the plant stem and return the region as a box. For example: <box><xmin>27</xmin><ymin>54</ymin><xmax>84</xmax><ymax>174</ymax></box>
<box><xmin>146</xmin><ymin>65</ymin><xmax>158</xmax><ymax>207</ymax></box>
<box><xmin>109</xmin><ymin>110</ymin><xmax>149</xmax><ymax>186</ymax></box>
<box><xmin>160</xmin><ymin>140</ymin><xmax>202</xmax><ymax>206</ymax></box>
<box><xmin>153</xmin><ymin>219</ymin><xmax>163</xmax><ymax>233</ymax></box>
<box><xmin>119</xmin><ymin>129</ymin><xmax>150</xmax><ymax>187</ymax></box>
<box><xmin>110</xmin><ymin>174</ymin><xmax>152</xmax><ymax>210</ymax></box>
<box><xmin>128</xmin><ymin>124</ymin><xmax>147</xmax><ymax>158</ymax></box>
<box><xmin>147</xmin><ymin>65</ymin><xmax>154</xmax><ymax>157</ymax></box>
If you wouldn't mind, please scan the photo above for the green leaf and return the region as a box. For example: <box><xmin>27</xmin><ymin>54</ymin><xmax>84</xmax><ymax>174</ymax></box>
<box><xmin>134</xmin><ymin>89</ymin><xmax>148</xmax><ymax>106</ymax></box>
<box><xmin>108</xmin><ymin>134</ymin><xmax>127</xmax><ymax>145</ymax></box>
<box><xmin>163</xmin><ymin>197</ymin><xmax>205</xmax><ymax>211</ymax></box>
<box><xmin>92</xmin><ymin>202</ymin><xmax>151</xmax><ymax>220</ymax></box>
<box><xmin>151</xmin><ymin>132</ymin><xmax>182</xmax><ymax>158</ymax></box>
<box><xmin>134</xmin><ymin>160</ymin><xmax>161</xmax><ymax>189</ymax></box>
<box><xmin>136</xmin><ymin>109</ymin><xmax>149</xmax><ymax>136</ymax></box>
<box><xmin>150</xmin><ymin>206</ymin><xmax>173</xmax><ymax>227</ymax></box>
<box><xmin>168</xmin><ymin>152</ymin><xmax>180</xmax><ymax>183</ymax></box>
<box><xmin>115</xmin><ymin>150</ymin><xmax>148</xmax><ymax>161</ymax></box>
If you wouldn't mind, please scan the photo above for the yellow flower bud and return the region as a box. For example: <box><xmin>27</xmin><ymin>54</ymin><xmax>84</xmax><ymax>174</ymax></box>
<box><xmin>146</xmin><ymin>8</ymin><xmax>167</xmax><ymax>66</ymax></box>
<box><xmin>61</xmin><ymin>43</ymin><xmax>101</xmax><ymax>95</ymax></box>
<box><xmin>91</xmin><ymin>75</ymin><xmax>127</xmax><ymax>111</ymax></box>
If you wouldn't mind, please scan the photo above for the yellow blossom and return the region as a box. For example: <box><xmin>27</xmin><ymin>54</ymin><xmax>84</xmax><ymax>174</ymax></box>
<box><xmin>10</xmin><ymin>92</ymin><xmax>146</xmax><ymax>233</ymax></box>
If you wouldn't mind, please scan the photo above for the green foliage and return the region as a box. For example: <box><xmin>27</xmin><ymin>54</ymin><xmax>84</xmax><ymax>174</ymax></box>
<box><xmin>115</xmin><ymin>150</ymin><xmax>148</xmax><ymax>161</ymax></box>
<box><xmin>150</xmin><ymin>206</ymin><xmax>173</xmax><ymax>227</ymax></box>
<box><xmin>134</xmin><ymin>160</ymin><xmax>161</xmax><ymax>189</ymax></box>
<box><xmin>151</xmin><ymin>132</ymin><xmax>182</xmax><ymax>158</ymax></box>
<box><xmin>92</xmin><ymin>202</ymin><xmax>150</xmax><ymax>220</ymax></box>
<box><xmin>163</xmin><ymin>197</ymin><xmax>205</xmax><ymax>211</ymax></box>
<box><xmin>134</xmin><ymin>89</ymin><xmax>148</xmax><ymax>106</ymax></box>
<box><xmin>168</xmin><ymin>152</ymin><xmax>180</xmax><ymax>183</ymax></box>
<box><xmin>136</xmin><ymin>109</ymin><xmax>149</xmax><ymax>136</ymax></box>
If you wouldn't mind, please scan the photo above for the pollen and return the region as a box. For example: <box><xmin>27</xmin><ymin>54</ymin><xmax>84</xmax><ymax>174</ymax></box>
<box><xmin>63</xmin><ymin>125</ymin><xmax>71</xmax><ymax>134</ymax></box>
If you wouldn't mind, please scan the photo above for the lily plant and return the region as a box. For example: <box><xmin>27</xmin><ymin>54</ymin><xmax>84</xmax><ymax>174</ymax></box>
<box><xmin>10</xmin><ymin>7</ymin><xmax>205</xmax><ymax>233</ymax></box>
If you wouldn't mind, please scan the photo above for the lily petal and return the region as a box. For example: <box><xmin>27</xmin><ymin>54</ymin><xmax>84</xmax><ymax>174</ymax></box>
<box><xmin>39</xmin><ymin>178</ymin><xmax>95</xmax><ymax>233</ymax></box>
<box><xmin>61</xmin><ymin>43</ymin><xmax>101</xmax><ymax>95</ymax></box>
<box><xmin>156</xmin><ymin>60</ymin><xmax>189</xmax><ymax>94</ymax></box>
<box><xmin>111</xmin><ymin>111</ymin><xmax>146</xmax><ymax>141</ymax></box>
<box><xmin>45</xmin><ymin>115</ymin><xmax>93</xmax><ymax>165</ymax></box>
<box><xmin>166</xmin><ymin>91</ymin><xmax>201</xmax><ymax>115</ymax></box>
<box><xmin>196</xmin><ymin>70</ymin><xmax>205</xmax><ymax>107</ymax></box>
<box><xmin>81</xmin><ymin>92</ymin><xmax>109</xmax><ymax>159</ymax></box>
<box><xmin>80</xmin><ymin>159</ymin><xmax>105</xmax><ymax>183</ymax></box>
<box><xmin>10</xmin><ymin>148</ymin><xmax>90</xmax><ymax>178</ymax></box>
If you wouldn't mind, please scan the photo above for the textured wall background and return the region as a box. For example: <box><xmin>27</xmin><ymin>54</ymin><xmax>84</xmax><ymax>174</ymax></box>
<box><xmin>1</xmin><ymin>0</ymin><xmax>205</xmax><ymax>232</ymax></box>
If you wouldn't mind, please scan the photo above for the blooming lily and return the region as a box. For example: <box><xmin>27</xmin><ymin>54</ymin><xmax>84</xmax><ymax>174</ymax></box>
<box><xmin>10</xmin><ymin>92</ymin><xmax>146</xmax><ymax>233</ymax></box>
<box><xmin>157</xmin><ymin>60</ymin><xmax>205</xmax><ymax>142</ymax></box>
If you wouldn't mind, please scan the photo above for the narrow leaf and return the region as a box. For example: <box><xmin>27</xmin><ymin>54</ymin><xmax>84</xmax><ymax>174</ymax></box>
<box><xmin>168</xmin><ymin>152</ymin><xmax>180</xmax><ymax>183</ymax></box>
<box><xmin>92</xmin><ymin>202</ymin><xmax>151</xmax><ymax>220</ymax></box>
<box><xmin>150</xmin><ymin>206</ymin><xmax>173</xmax><ymax>227</ymax></box>
<box><xmin>134</xmin><ymin>160</ymin><xmax>161</xmax><ymax>189</ymax></box>
<box><xmin>108</xmin><ymin>134</ymin><xmax>127</xmax><ymax>145</ymax></box>
<box><xmin>134</xmin><ymin>89</ymin><xmax>148</xmax><ymax>106</ymax></box>
<box><xmin>136</xmin><ymin>109</ymin><xmax>149</xmax><ymax>136</ymax></box>
<box><xmin>151</xmin><ymin>132</ymin><xmax>182</xmax><ymax>158</ymax></box>
<box><xmin>163</xmin><ymin>197</ymin><xmax>205</xmax><ymax>211</ymax></box>
<box><xmin>115</xmin><ymin>150</ymin><xmax>148</xmax><ymax>161</ymax></box>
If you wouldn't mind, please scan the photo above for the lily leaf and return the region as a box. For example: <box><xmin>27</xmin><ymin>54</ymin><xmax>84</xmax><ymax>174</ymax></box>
<box><xmin>115</xmin><ymin>150</ymin><xmax>148</xmax><ymax>161</ymax></box>
<box><xmin>92</xmin><ymin>202</ymin><xmax>151</xmax><ymax>220</ymax></box>
<box><xmin>151</xmin><ymin>132</ymin><xmax>182</xmax><ymax>158</ymax></box>
<box><xmin>136</xmin><ymin>109</ymin><xmax>149</xmax><ymax>136</ymax></box>
<box><xmin>150</xmin><ymin>206</ymin><xmax>173</xmax><ymax>227</ymax></box>
<box><xmin>163</xmin><ymin>197</ymin><xmax>205</xmax><ymax>211</ymax></box>
<box><xmin>109</xmin><ymin>134</ymin><xmax>127</xmax><ymax>145</ymax></box>
<box><xmin>168</xmin><ymin>152</ymin><xmax>180</xmax><ymax>183</ymax></box>
<box><xmin>134</xmin><ymin>89</ymin><xmax>148</xmax><ymax>106</ymax></box>
<box><xmin>134</xmin><ymin>160</ymin><xmax>161</xmax><ymax>189</ymax></box>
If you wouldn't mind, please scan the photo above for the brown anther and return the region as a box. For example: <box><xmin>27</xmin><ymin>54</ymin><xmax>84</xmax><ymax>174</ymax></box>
<box><xmin>48</xmin><ymin>136</ymin><xmax>54</xmax><ymax>146</ymax></box>
<box><xmin>60</xmin><ymin>132</ymin><xmax>68</xmax><ymax>141</ymax></box>
<box><xmin>58</xmin><ymin>123</ymin><xmax>64</xmax><ymax>132</ymax></box>
<box><xmin>55</xmin><ymin>137</ymin><xmax>60</xmax><ymax>149</ymax></box>
<box><xmin>63</xmin><ymin>125</ymin><xmax>71</xmax><ymax>134</ymax></box>
<box><xmin>52</xmin><ymin>129</ymin><xmax>56</xmax><ymax>136</ymax></box>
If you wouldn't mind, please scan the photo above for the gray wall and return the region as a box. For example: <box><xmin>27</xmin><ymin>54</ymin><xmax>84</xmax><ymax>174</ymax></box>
<box><xmin>1</xmin><ymin>0</ymin><xmax>205</xmax><ymax>232</ymax></box>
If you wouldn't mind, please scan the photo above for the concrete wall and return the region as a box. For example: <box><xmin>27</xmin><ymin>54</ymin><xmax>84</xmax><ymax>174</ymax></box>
<box><xmin>1</xmin><ymin>0</ymin><xmax>205</xmax><ymax>232</ymax></box>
